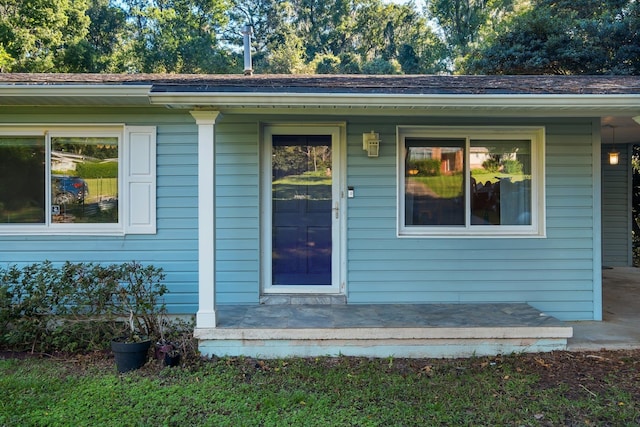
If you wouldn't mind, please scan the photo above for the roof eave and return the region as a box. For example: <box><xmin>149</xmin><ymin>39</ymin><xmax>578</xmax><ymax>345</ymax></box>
<box><xmin>0</xmin><ymin>84</ymin><xmax>153</xmax><ymax>106</ymax></box>
<box><xmin>149</xmin><ymin>92</ymin><xmax>640</xmax><ymax>116</ymax></box>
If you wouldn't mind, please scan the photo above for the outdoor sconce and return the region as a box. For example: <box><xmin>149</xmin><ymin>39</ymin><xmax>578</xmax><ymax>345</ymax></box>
<box><xmin>363</xmin><ymin>131</ymin><xmax>380</xmax><ymax>157</ymax></box>
<box><xmin>606</xmin><ymin>124</ymin><xmax>619</xmax><ymax>165</ymax></box>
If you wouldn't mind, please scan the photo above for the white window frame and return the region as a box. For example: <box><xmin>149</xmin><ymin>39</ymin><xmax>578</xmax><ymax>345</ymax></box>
<box><xmin>0</xmin><ymin>125</ymin><xmax>156</xmax><ymax>236</ymax></box>
<box><xmin>397</xmin><ymin>126</ymin><xmax>546</xmax><ymax>238</ymax></box>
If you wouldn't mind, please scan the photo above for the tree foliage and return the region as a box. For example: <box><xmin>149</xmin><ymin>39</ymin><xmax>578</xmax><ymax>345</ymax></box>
<box><xmin>0</xmin><ymin>0</ymin><xmax>638</xmax><ymax>75</ymax></box>
<box><xmin>126</xmin><ymin>0</ymin><xmax>237</xmax><ymax>73</ymax></box>
<box><xmin>463</xmin><ymin>0</ymin><xmax>640</xmax><ymax>74</ymax></box>
<box><xmin>0</xmin><ymin>0</ymin><xmax>90</xmax><ymax>72</ymax></box>
<box><xmin>426</xmin><ymin>0</ymin><xmax>527</xmax><ymax>68</ymax></box>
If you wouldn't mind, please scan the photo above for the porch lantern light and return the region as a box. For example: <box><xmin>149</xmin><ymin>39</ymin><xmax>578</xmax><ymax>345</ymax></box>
<box><xmin>362</xmin><ymin>131</ymin><xmax>380</xmax><ymax>157</ymax></box>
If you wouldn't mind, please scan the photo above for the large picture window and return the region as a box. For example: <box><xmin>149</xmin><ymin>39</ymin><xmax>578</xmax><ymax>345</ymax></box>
<box><xmin>0</xmin><ymin>126</ymin><xmax>156</xmax><ymax>235</ymax></box>
<box><xmin>398</xmin><ymin>126</ymin><xmax>545</xmax><ymax>237</ymax></box>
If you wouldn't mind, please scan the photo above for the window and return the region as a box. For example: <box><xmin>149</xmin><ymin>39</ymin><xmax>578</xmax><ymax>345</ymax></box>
<box><xmin>398</xmin><ymin>126</ymin><xmax>545</xmax><ymax>237</ymax></box>
<box><xmin>0</xmin><ymin>126</ymin><xmax>156</xmax><ymax>235</ymax></box>
<box><xmin>51</xmin><ymin>134</ymin><xmax>119</xmax><ymax>225</ymax></box>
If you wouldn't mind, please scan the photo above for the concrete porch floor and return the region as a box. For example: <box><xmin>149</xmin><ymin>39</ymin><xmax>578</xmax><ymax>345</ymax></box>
<box><xmin>568</xmin><ymin>266</ymin><xmax>640</xmax><ymax>351</ymax></box>
<box><xmin>196</xmin><ymin>267</ymin><xmax>640</xmax><ymax>358</ymax></box>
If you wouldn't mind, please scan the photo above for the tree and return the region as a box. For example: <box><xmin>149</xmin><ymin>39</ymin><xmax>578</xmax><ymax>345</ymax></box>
<box><xmin>426</xmin><ymin>0</ymin><xmax>522</xmax><ymax>59</ymax></box>
<box><xmin>227</xmin><ymin>0</ymin><xmax>287</xmax><ymax>72</ymax></box>
<box><xmin>62</xmin><ymin>0</ymin><xmax>131</xmax><ymax>72</ymax></box>
<box><xmin>125</xmin><ymin>0</ymin><xmax>238</xmax><ymax>73</ymax></box>
<box><xmin>0</xmin><ymin>0</ymin><xmax>91</xmax><ymax>72</ymax></box>
<box><xmin>351</xmin><ymin>0</ymin><xmax>448</xmax><ymax>74</ymax></box>
<box><xmin>267</xmin><ymin>28</ymin><xmax>312</xmax><ymax>73</ymax></box>
<box><xmin>463</xmin><ymin>0</ymin><xmax>640</xmax><ymax>75</ymax></box>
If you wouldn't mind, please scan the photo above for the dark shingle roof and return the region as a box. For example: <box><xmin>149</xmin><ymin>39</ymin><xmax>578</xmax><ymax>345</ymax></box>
<box><xmin>1</xmin><ymin>73</ymin><xmax>639</xmax><ymax>95</ymax></box>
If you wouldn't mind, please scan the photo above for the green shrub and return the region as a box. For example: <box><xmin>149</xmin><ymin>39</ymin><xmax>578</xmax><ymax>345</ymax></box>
<box><xmin>408</xmin><ymin>159</ymin><xmax>442</xmax><ymax>176</ymax></box>
<box><xmin>112</xmin><ymin>262</ymin><xmax>167</xmax><ymax>342</ymax></box>
<box><xmin>503</xmin><ymin>159</ymin><xmax>523</xmax><ymax>174</ymax></box>
<box><xmin>482</xmin><ymin>158</ymin><xmax>500</xmax><ymax>173</ymax></box>
<box><xmin>0</xmin><ymin>261</ymin><xmax>167</xmax><ymax>353</ymax></box>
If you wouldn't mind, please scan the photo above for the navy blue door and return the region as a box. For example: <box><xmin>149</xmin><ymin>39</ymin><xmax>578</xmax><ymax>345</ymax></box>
<box><xmin>272</xmin><ymin>135</ymin><xmax>332</xmax><ymax>286</ymax></box>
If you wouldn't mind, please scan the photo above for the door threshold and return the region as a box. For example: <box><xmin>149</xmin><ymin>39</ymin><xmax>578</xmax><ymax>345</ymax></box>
<box><xmin>260</xmin><ymin>294</ymin><xmax>346</xmax><ymax>305</ymax></box>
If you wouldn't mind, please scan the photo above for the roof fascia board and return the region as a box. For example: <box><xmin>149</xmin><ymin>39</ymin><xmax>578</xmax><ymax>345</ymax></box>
<box><xmin>0</xmin><ymin>84</ymin><xmax>152</xmax><ymax>100</ymax></box>
<box><xmin>181</xmin><ymin>106</ymin><xmax>639</xmax><ymax>118</ymax></box>
<box><xmin>150</xmin><ymin>92</ymin><xmax>640</xmax><ymax>111</ymax></box>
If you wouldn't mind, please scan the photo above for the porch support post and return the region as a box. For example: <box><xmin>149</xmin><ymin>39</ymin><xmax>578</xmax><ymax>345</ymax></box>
<box><xmin>191</xmin><ymin>110</ymin><xmax>221</xmax><ymax>328</ymax></box>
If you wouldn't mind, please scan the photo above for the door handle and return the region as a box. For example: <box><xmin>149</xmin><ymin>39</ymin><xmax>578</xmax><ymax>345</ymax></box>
<box><xmin>333</xmin><ymin>201</ymin><xmax>339</xmax><ymax>219</ymax></box>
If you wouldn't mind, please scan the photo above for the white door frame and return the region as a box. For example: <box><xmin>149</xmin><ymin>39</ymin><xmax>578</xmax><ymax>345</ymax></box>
<box><xmin>261</xmin><ymin>123</ymin><xmax>346</xmax><ymax>295</ymax></box>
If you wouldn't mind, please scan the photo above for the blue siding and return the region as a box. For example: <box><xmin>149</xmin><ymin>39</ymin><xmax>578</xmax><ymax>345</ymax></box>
<box><xmin>1</xmin><ymin>107</ymin><xmax>602</xmax><ymax>321</ymax></box>
<box><xmin>344</xmin><ymin>118</ymin><xmax>598</xmax><ymax>320</ymax></box>
<box><xmin>214</xmin><ymin>116</ymin><xmax>261</xmax><ymax>304</ymax></box>
<box><xmin>213</xmin><ymin>115</ymin><xmax>599</xmax><ymax>320</ymax></box>
<box><xmin>0</xmin><ymin>106</ymin><xmax>200</xmax><ymax>315</ymax></box>
<box><xmin>601</xmin><ymin>145</ymin><xmax>632</xmax><ymax>266</ymax></box>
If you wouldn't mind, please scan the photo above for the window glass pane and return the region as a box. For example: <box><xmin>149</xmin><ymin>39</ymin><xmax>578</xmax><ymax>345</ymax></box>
<box><xmin>51</xmin><ymin>137</ymin><xmax>118</xmax><ymax>224</ymax></box>
<box><xmin>0</xmin><ymin>136</ymin><xmax>45</xmax><ymax>223</ymax></box>
<box><xmin>405</xmin><ymin>138</ymin><xmax>465</xmax><ymax>226</ymax></box>
<box><xmin>470</xmin><ymin>139</ymin><xmax>531</xmax><ymax>225</ymax></box>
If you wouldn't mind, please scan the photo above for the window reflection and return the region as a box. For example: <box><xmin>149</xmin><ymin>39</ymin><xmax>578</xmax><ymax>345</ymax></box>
<box><xmin>405</xmin><ymin>138</ymin><xmax>465</xmax><ymax>226</ymax></box>
<box><xmin>51</xmin><ymin>137</ymin><xmax>119</xmax><ymax>224</ymax></box>
<box><xmin>470</xmin><ymin>140</ymin><xmax>531</xmax><ymax>225</ymax></box>
<box><xmin>0</xmin><ymin>136</ymin><xmax>46</xmax><ymax>223</ymax></box>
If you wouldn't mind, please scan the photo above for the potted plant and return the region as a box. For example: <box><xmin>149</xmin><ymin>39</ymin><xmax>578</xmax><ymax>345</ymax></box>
<box><xmin>154</xmin><ymin>317</ymin><xmax>180</xmax><ymax>367</ymax></box>
<box><xmin>110</xmin><ymin>262</ymin><xmax>167</xmax><ymax>373</ymax></box>
<box><xmin>155</xmin><ymin>339</ymin><xmax>181</xmax><ymax>367</ymax></box>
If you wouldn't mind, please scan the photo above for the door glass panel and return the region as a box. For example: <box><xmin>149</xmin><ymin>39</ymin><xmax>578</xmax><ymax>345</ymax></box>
<box><xmin>272</xmin><ymin>135</ymin><xmax>332</xmax><ymax>286</ymax></box>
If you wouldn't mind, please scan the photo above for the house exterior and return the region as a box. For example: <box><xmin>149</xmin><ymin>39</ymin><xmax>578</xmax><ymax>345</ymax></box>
<box><xmin>1</xmin><ymin>74</ymin><xmax>639</xmax><ymax>357</ymax></box>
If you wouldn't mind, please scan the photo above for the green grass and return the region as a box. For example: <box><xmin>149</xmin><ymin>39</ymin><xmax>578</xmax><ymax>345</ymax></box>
<box><xmin>0</xmin><ymin>355</ymin><xmax>638</xmax><ymax>426</ymax></box>
<box><xmin>471</xmin><ymin>171</ymin><xmax>530</xmax><ymax>185</ymax></box>
<box><xmin>85</xmin><ymin>177</ymin><xmax>117</xmax><ymax>200</ymax></box>
<box><xmin>409</xmin><ymin>175</ymin><xmax>463</xmax><ymax>198</ymax></box>
<box><xmin>273</xmin><ymin>176</ymin><xmax>331</xmax><ymax>201</ymax></box>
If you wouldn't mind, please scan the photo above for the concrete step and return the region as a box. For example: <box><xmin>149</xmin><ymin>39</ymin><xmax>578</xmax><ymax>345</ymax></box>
<box><xmin>195</xmin><ymin>303</ymin><xmax>573</xmax><ymax>358</ymax></box>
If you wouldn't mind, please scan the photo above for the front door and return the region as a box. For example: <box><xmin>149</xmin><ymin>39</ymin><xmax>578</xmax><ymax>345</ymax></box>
<box><xmin>263</xmin><ymin>125</ymin><xmax>342</xmax><ymax>294</ymax></box>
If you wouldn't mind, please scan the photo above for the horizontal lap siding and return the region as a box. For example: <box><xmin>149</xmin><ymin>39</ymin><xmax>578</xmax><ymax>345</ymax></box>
<box><xmin>346</xmin><ymin>118</ymin><xmax>597</xmax><ymax>320</ymax></box>
<box><xmin>601</xmin><ymin>145</ymin><xmax>631</xmax><ymax>267</ymax></box>
<box><xmin>0</xmin><ymin>107</ymin><xmax>199</xmax><ymax>315</ymax></box>
<box><xmin>214</xmin><ymin>116</ymin><xmax>260</xmax><ymax>304</ymax></box>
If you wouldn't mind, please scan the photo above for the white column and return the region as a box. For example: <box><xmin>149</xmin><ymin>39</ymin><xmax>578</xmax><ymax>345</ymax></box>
<box><xmin>191</xmin><ymin>111</ymin><xmax>221</xmax><ymax>328</ymax></box>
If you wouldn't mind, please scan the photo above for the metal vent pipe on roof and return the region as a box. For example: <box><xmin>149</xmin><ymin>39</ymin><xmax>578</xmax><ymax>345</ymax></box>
<box><xmin>242</xmin><ymin>25</ymin><xmax>253</xmax><ymax>76</ymax></box>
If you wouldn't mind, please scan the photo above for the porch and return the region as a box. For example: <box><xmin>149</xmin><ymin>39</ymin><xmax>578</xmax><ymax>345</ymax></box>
<box><xmin>196</xmin><ymin>302</ymin><xmax>572</xmax><ymax>358</ymax></box>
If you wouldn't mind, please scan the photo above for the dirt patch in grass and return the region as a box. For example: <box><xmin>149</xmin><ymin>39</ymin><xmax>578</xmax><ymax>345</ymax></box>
<box><xmin>519</xmin><ymin>350</ymin><xmax>640</xmax><ymax>400</ymax></box>
<box><xmin>2</xmin><ymin>348</ymin><xmax>639</xmax><ymax>398</ymax></box>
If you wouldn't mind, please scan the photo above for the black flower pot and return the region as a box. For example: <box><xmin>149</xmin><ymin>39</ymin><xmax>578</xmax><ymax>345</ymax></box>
<box><xmin>111</xmin><ymin>339</ymin><xmax>151</xmax><ymax>373</ymax></box>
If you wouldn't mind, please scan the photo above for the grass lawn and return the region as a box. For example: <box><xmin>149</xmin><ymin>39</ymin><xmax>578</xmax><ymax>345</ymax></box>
<box><xmin>273</xmin><ymin>176</ymin><xmax>331</xmax><ymax>201</ymax></box>
<box><xmin>1</xmin><ymin>351</ymin><xmax>639</xmax><ymax>426</ymax></box>
<box><xmin>471</xmin><ymin>171</ymin><xmax>530</xmax><ymax>185</ymax></box>
<box><xmin>85</xmin><ymin>177</ymin><xmax>117</xmax><ymax>200</ymax></box>
<box><xmin>408</xmin><ymin>175</ymin><xmax>463</xmax><ymax>198</ymax></box>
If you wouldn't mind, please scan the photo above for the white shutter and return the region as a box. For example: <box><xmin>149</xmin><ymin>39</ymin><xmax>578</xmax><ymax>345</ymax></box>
<box><xmin>124</xmin><ymin>126</ymin><xmax>157</xmax><ymax>234</ymax></box>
